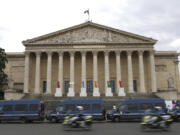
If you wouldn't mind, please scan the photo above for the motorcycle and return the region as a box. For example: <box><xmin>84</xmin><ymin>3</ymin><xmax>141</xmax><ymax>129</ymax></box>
<box><xmin>62</xmin><ymin>114</ymin><xmax>93</xmax><ymax>130</ymax></box>
<box><xmin>141</xmin><ymin>114</ymin><xmax>173</xmax><ymax>131</ymax></box>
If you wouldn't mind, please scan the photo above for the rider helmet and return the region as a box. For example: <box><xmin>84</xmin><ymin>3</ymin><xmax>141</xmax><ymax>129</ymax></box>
<box><xmin>77</xmin><ymin>106</ymin><xmax>83</xmax><ymax>111</ymax></box>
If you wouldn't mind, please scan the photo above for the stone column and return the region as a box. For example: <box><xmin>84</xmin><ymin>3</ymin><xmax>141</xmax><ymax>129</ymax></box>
<box><xmin>23</xmin><ymin>51</ymin><xmax>30</xmax><ymax>93</ymax></box>
<box><xmin>93</xmin><ymin>51</ymin><xmax>98</xmax><ymax>83</ymax></box>
<box><xmin>34</xmin><ymin>51</ymin><xmax>41</xmax><ymax>94</ymax></box>
<box><xmin>150</xmin><ymin>50</ymin><xmax>157</xmax><ymax>92</ymax></box>
<box><xmin>104</xmin><ymin>51</ymin><xmax>110</xmax><ymax>89</ymax></box>
<box><xmin>46</xmin><ymin>51</ymin><xmax>52</xmax><ymax>94</ymax></box>
<box><xmin>58</xmin><ymin>51</ymin><xmax>63</xmax><ymax>91</ymax></box>
<box><xmin>80</xmin><ymin>51</ymin><xmax>87</xmax><ymax>97</ymax></box>
<box><xmin>116</xmin><ymin>51</ymin><xmax>125</xmax><ymax>96</ymax></box>
<box><xmin>138</xmin><ymin>50</ymin><xmax>145</xmax><ymax>93</ymax></box>
<box><xmin>68</xmin><ymin>51</ymin><xmax>75</xmax><ymax>97</ymax></box>
<box><xmin>127</xmin><ymin>51</ymin><xmax>134</xmax><ymax>93</ymax></box>
<box><xmin>55</xmin><ymin>51</ymin><xmax>63</xmax><ymax>97</ymax></box>
<box><xmin>104</xmin><ymin>51</ymin><xmax>113</xmax><ymax>96</ymax></box>
<box><xmin>115</xmin><ymin>51</ymin><xmax>121</xmax><ymax>90</ymax></box>
<box><xmin>93</xmin><ymin>51</ymin><xmax>100</xmax><ymax>96</ymax></box>
<box><xmin>175</xmin><ymin>60</ymin><xmax>180</xmax><ymax>92</ymax></box>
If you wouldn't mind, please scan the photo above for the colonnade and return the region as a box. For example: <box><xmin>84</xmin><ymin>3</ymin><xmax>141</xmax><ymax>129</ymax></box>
<box><xmin>23</xmin><ymin>50</ymin><xmax>157</xmax><ymax>96</ymax></box>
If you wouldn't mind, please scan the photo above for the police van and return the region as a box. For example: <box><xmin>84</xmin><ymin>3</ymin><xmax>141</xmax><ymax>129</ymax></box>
<box><xmin>107</xmin><ymin>98</ymin><xmax>166</xmax><ymax>122</ymax></box>
<box><xmin>170</xmin><ymin>100</ymin><xmax>180</xmax><ymax>121</ymax></box>
<box><xmin>46</xmin><ymin>99</ymin><xmax>105</xmax><ymax>122</ymax></box>
<box><xmin>0</xmin><ymin>99</ymin><xmax>45</xmax><ymax>123</ymax></box>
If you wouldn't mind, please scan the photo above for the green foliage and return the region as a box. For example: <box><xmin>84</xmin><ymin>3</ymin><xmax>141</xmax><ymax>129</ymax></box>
<box><xmin>0</xmin><ymin>47</ymin><xmax>8</xmax><ymax>91</ymax></box>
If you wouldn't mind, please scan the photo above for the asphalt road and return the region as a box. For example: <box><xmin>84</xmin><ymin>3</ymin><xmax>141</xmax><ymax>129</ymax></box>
<box><xmin>0</xmin><ymin>122</ymin><xmax>180</xmax><ymax>135</ymax></box>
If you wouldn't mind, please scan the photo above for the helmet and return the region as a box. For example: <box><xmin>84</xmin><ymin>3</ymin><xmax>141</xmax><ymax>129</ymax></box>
<box><xmin>77</xmin><ymin>106</ymin><xmax>83</xmax><ymax>111</ymax></box>
<box><xmin>154</xmin><ymin>106</ymin><xmax>162</xmax><ymax>111</ymax></box>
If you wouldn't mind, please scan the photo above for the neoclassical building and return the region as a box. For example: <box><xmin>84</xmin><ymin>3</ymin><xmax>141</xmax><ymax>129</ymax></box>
<box><xmin>4</xmin><ymin>21</ymin><xmax>180</xmax><ymax>100</ymax></box>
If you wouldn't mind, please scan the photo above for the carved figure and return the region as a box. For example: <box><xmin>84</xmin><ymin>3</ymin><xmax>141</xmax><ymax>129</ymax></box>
<box><xmin>8</xmin><ymin>78</ymin><xmax>14</xmax><ymax>89</ymax></box>
<box><xmin>167</xmin><ymin>74</ymin><xmax>174</xmax><ymax>88</ymax></box>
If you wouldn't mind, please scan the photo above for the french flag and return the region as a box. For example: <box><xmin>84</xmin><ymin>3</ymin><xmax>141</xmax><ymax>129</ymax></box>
<box><xmin>84</xmin><ymin>9</ymin><xmax>89</xmax><ymax>14</ymax></box>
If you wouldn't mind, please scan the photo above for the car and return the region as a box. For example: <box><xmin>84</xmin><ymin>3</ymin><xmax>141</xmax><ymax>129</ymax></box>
<box><xmin>107</xmin><ymin>98</ymin><xmax>166</xmax><ymax>122</ymax></box>
<box><xmin>46</xmin><ymin>99</ymin><xmax>105</xmax><ymax>122</ymax></box>
<box><xmin>0</xmin><ymin>99</ymin><xmax>45</xmax><ymax>123</ymax></box>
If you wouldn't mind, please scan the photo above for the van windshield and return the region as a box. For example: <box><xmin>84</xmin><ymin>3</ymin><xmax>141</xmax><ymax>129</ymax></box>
<box><xmin>56</xmin><ymin>106</ymin><xmax>64</xmax><ymax>112</ymax></box>
<box><xmin>119</xmin><ymin>105</ymin><xmax>126</xmax><ymax>111</ymax></box>
<box><xmin>0</xmin><ymin>106</ymin><xmax>2</xmax><ymax>111</ymax></box>
<box><xmin>41</xmin><ymin>103</ymin><xmax>45</xmax><ymax>112</ymax></box>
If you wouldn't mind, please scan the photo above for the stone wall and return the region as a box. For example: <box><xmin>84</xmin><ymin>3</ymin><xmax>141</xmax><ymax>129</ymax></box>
<box><xmin>4</xmin><ymin>51</ymin><xmax>180</xmax><ymax>100</ymax></box>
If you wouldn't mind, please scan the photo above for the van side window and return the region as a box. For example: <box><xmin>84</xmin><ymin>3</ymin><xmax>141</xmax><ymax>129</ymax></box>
<box><xmin>65</xmin><ymin>104</ymin><xmax>75</xmax><ymax>111</ymax></box>
<box><xmin>92</xmin><ymin>104</ymin><xmax>101</xmax><ymax>111</ymax></box>
<box><xmin>77</xmin><ymin>104</ymin><xmax>90</xmax><ymax>111</ymax></box>
<box><xmin>15</xmin><ymin>104</ymin><xmax>27</xmax><ymax>111</ymax></box>
<box><xmin>3</xmin><ymin>105</ymin><xmax>13</xmax><ymax>112</ymax></box>
<box><xmin>127</xmin><ymin>104</ymin><xmax>138</xmax><ymax>110</ymax></box>
<box><xmin>140</xmin><ymin>103</ymin><xmax>153</xmax><ymax>110</ymax></box>
<box><xmin>29</xmin><ymin>104</ymin><xmax>38</xmax><ymax>111</ymax></box>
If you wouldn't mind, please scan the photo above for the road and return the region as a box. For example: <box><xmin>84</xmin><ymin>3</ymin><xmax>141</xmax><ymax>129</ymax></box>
<box><xmin>0</xmin><ymin>122</ymin><xmax>179</xmax><ymax>135</ymax></box>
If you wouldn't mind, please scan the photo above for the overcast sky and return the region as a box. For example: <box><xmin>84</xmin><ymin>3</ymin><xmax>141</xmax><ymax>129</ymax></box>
<box><xmin>0</xmin><ymin>0</ymin><xmax>180</xmax><ymax>52</ymax></box>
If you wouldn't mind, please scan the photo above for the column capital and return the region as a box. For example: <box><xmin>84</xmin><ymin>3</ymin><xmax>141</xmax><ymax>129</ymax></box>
<box><xmin>81</xmin><ymin>51</ymin><xmax>87</xmax><ymax>56</ymax></box>
<box><xmin>115</xmin><ymin>50</ymin><xmax>122</xmax><ymax>56</ymax></box>
<box><xmin>58</xmin><ymin>51</ymin><xmax>64</xmax><ymax>56</ymax></box>
<box><xmin>35</xmin><ymin>51</ymin><xmax>41</xmax><ymax>56</ymax></box>
<box><xmin>69</xmin><ymin>51</ymin><xmax>75</xmax><ymax>56</ymax></box>
<box><xmin>127</xmin><ymin>50</ymin><xmax>133</xmax><ymax>56</ymax></box>
<box><xmin>138</xmin><ymin>50</ymin><xmax>144</xmax><ymax>56</ymax></box>
<box><xmin>149</xmin><ymin>50</ymin><xmax>155</xmax><ymax>55</ymax></box>
<box><xmin>25</xmin><ymin>51</ymin><xmax>30</xmax><ymax>56</ymax></box>
<box><xmin>104</xmin><ymin>51</ymin><xmax>109</xmax><ymax>56</ymax></box>
<box><xmin>46</xmin><ymin>51</ymin><xmax>52</xmax><ymax>56</ymax></box>
<box><xmin>92</xmin><ymin>51</ymin><xmax>98</xmax><ymax>56</ymax></box>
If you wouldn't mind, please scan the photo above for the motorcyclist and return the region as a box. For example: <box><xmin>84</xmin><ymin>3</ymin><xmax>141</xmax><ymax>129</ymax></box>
<box><xmin>144</xmin><ymin>107</ymin><xmax>163</xmax><ymax>126</ymax></box>
<box><xmin>76</xmin><ymin>106</ymin><xmax>86</xmax><ymax>127</ymax></box>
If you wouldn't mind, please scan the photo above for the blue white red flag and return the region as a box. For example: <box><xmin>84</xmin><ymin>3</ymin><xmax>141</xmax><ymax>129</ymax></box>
<box><xmin>84</xmin><ymin>10</ymin><xmax>89</xmax><ymax>14</ymax></box>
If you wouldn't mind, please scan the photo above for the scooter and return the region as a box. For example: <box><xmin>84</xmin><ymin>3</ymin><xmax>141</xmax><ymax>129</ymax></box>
<box><xmin>62</xmin><ymin>114</ymin><xmax>93</xmax><ymax>130</ymax></box>
<box><xmin>141</xmin><ymin>114</ymin><xmax>173</xmax><ymax>131</ymax></box>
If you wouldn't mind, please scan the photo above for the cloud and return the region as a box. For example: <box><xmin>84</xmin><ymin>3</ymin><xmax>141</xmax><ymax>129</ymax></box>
<box><xmin>171</xmin><ymin>39</ymin><xmax>180</xmax><ymax>48</ymax></box>
<box><xmin>0</xmin><ymin>0</ymin><xmax>180</xmax><ymax>52</ymax></box>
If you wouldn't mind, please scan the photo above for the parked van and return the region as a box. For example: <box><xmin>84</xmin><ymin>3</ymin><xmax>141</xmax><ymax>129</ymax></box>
<box><xmin>0</xmin><ymin>99</ymin><xmax>45</xmax><ymax>123</ymax></box>
<box><xmin>46</xmin><ymin>99</ymin><xmax>105</xmax><ymax>122</ymax></box>
<box><xmin>107</xmin><ymin>98</ymin><xmax>166</xmax><ymax>122</ymax></box>
<box><xmin>170</xmin><ymin>100</ymin><xmax>180</xmax><ymax>121</ymax></box>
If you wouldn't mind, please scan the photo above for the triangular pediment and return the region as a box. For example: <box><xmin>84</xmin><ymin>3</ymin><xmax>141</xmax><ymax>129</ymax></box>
<box><xmin>23</xmin><ymin>21</ymin><xmax>157</xmax><ymax>45</ymax></box>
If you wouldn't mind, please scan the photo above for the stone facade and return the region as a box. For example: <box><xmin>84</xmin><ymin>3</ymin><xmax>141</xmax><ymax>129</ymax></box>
<box><xmin>4</xmin><ymin>21</ymin><xmax>180</xmax><ymax>99</ymax></box>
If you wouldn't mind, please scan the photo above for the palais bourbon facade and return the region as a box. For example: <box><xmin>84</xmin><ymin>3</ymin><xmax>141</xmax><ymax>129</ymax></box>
<box><xmin>4</xmin><ymin>21</ymin><xmax>180</xmax><ymax>100</ymax></box>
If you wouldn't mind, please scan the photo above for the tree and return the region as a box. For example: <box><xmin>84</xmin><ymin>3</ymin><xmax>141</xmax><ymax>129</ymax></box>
<box><xmin>0</xmin><ymin>47</ymin><xmax>8</xmax><ymax>93</ymax></box>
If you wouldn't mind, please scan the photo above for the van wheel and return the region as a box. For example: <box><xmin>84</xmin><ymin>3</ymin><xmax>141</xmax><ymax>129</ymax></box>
<box><xmin>28</xmin><ymin>120</ymin><xmax>33</xmax><ymax>123</ymax></box>
<box><xmin>21</xmin><ymin>117</ymin><xmax>27</xmax><ymax>123</ymax></box>
<box><xmin>51</xmin><ymin>117</ymin><xmax>57</xmax><ymax>123</ymax></box>
<box><xmin>113</xmin><ymin>117</ymin><xmax>120</xmax><ymax>122</ymax></box>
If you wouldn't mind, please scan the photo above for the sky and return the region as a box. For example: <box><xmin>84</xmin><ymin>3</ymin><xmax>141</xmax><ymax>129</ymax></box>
<box><xmin>0</xmin><ymin>0</ymin><xmax>180</xmax><ymax>53</ymax></box>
